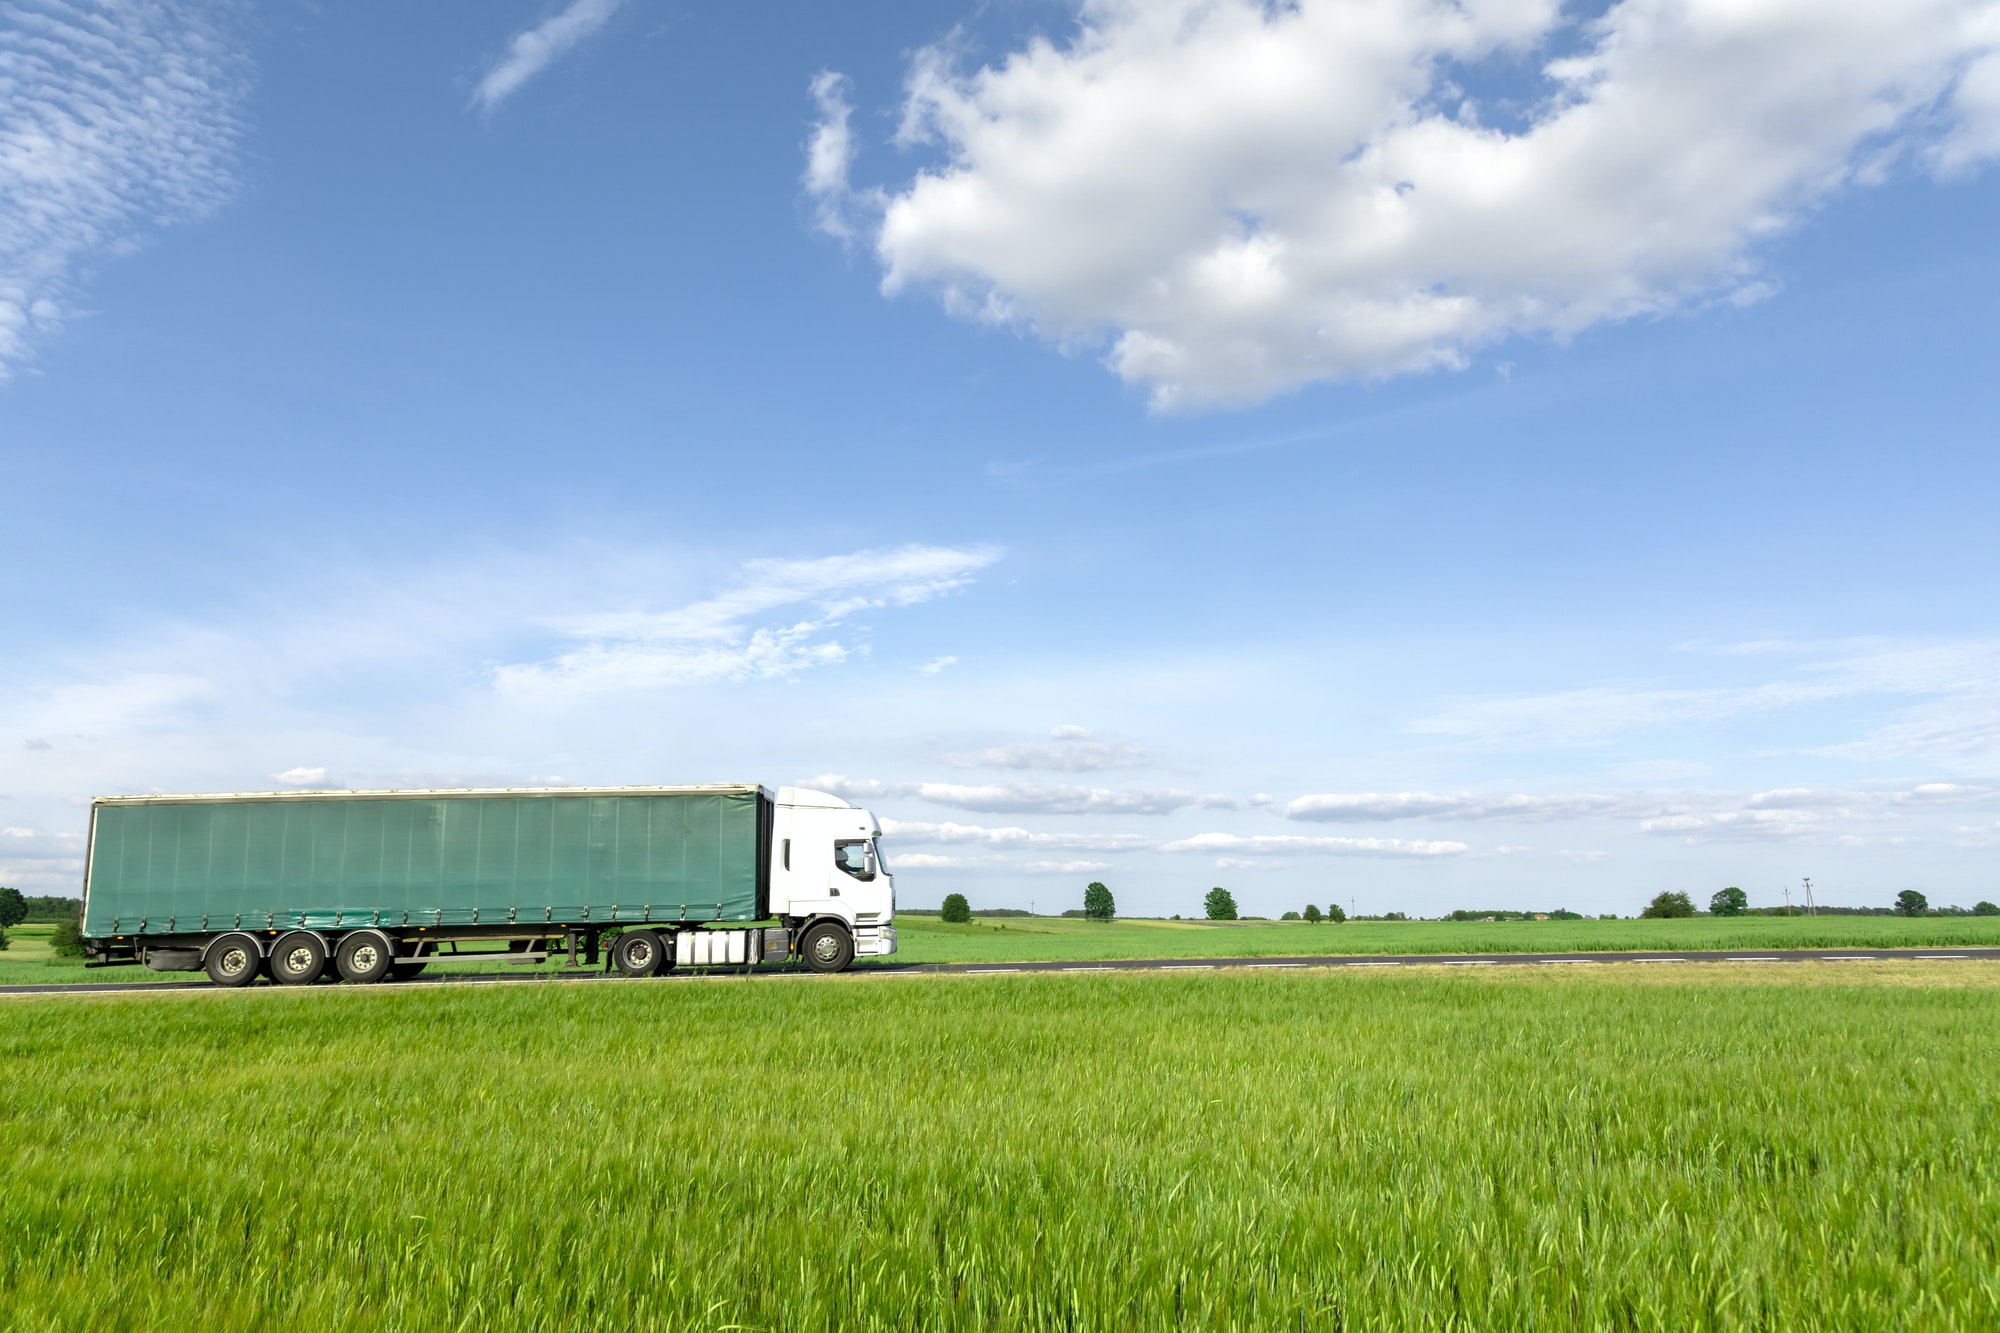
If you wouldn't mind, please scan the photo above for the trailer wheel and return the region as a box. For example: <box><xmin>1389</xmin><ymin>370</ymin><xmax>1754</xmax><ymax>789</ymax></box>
<box><xmin>269</xmin><ymin>931</ymin><xmax>327</xmax><ymax>985</ymax></box>
<box><xmin>335</xmin><ymin>931</ymin><xmax>395</xmax><ymax>984</ymax></box>
<box><xmin>800</xmin><ymin>921</ymin><xmax>853</xmax><ymax>974</ymax></box>
<box><xmin>612</xmin><ymin>930</ymin><xmax>665</xmax><ymax>978</ymax></box>
<box><xmin>204</xmin><ymin>934</ymin><xmax>263</xmax><ymax>987</ymax></box>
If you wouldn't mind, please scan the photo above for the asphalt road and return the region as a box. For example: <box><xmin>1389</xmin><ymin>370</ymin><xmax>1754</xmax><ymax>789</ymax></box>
<box><xmin>5</xmin><ymin>946</ymin><xmax>1998</xmax><ymax>996</ymax></box>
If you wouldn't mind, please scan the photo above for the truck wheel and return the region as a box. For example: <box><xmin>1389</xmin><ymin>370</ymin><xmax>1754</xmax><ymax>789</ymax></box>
<box><xmin>800</xmin><ymin>921</ymin><xmax>853</xmax><ymax>974</ymax></box>
<box><xmin>612</xmin><ymin>930</ymin><xmax>665</xmax><ymax>978</ymax></box>
<box><xmin>204</xmin><ymin>934</ymin><xmax>263</xmax><ymax>987</ymax></box>
<box><xmin>390</xmin><ymin>962</ymin><xmax>428</xmax><ymax>982</ymax></box>
<box><xmin>336</xmin><ymin>931</ymin><xmax>396</xmax><ymax>984</ymax></box>
<box><xmin>269</xmin><ymin>931</ymin><xmax>327</xmax><ymax>985</ymax></box>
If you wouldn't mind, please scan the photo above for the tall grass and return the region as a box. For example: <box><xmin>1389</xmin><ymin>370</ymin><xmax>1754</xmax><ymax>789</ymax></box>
<box><xmin>3</xmin><ymin>964</ymin><xmax>1997</xmax><ymax>1329</ymax></box>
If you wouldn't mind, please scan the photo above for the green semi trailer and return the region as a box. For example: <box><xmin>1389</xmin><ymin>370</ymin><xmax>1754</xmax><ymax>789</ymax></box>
<box><xmin>81</xmin><ymin>784</ymin><xmax>898</xmax><ymax>985</ymax></box>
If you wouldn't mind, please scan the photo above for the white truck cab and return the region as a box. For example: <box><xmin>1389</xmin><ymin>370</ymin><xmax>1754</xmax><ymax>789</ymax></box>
<box><xmin>771</xmin><ymin>786</ymin><xmax>896</xmax><ymax>970</ymax></box>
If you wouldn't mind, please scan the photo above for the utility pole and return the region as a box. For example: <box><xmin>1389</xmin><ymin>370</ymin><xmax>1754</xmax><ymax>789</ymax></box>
<box><xmin>1803</xmin><ymin>877</ymin><xmax>1815</xmax><ymax>917</ymax></box>
<box><xmin>1783</xmin><ymin>883</ymin><xmax>1791</xmax><ymax>913</ymax></box>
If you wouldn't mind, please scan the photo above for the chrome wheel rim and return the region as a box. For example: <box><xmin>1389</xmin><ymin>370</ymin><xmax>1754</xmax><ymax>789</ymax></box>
<box><xmin>283</xmin><ymin>947</ymin><xmax>314</xmax><ymax>975</ymax></box>
<box><xmin>628</xmin><ymin>940</ymin><xmax>653</xmax><ymax>968</ymax></box>
<box><xmin>351</xmin><ymin>944</ymin><xmax>380</xmax><ymax>972</ymax></box>
<box><xmin>812</xmin><ymin>934</ymin><xmax>840</xmax><ymax>962</ymax></box>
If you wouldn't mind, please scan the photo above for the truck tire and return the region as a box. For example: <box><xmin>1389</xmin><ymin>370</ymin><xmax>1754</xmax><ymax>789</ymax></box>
<box><xmin>800</xmin><ymin>921</ymin><xmax>853</xmax><ymax>974</ymax></box>
<box><xmin>611</xmin><ymin>929</ymin><xmax>665</xmax><ymax>978</ymax></box>
<box><xmin>204</xmin><ymin>933</ymin><xmax>263</xmax><ymax>987</ymax></box>
<box><xmin>336</xmin><ymin>930</ymin><xmax>396</xmax><ymax>984</ymax></box>
<box><xmin>269</xmin><ymin>931</ymin><xmax>327</xmax><ymax>986</ymax></box>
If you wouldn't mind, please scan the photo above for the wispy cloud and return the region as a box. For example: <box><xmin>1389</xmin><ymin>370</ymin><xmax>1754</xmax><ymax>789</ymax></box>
<box><xmin>1412</xmin><ymin>642</ymin><xmax>2000</xmax><ymax>753</ymax></box>
<box><xmin>1286</xmin><ymin>791</ymin><xmax>1624</xmax><ymax>823</ymax></box>
<box><xmin>0</xmin><ymin>0</ymin><xmax>248</xmax><ymax>376</ymax></box>
<box><xmin>495</xmin><ymin>545</ymin><xmax>997</xmax><ymax>697</ymax></box>
<box><xmin>947</xmin><ymin>725</ymin><xmax>1150</xmax><ymax>772</ymax></box>
<box><xmin>1161</xmin><ymin>833</ymin><xmax>1468</xmax><ymax>859</ymax></box>
<box><xmin>880</xmin><ymin>818</ymin><xmax>1153</xmax><ymax>853</ymax></box>
<box><xmin>812</xmin><ymin>775</ymin><xmax>1231</xmax><ymax>816</ymax></box>
<box><xmin>470</xmin><ymin>0</ymin><xmax>623</xmax><ymax>115</ymax></box>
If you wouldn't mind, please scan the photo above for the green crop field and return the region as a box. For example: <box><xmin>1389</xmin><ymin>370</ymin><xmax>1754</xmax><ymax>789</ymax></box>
<box><xmin>4</xmin><ymin>962</ymin><xmax>1997</xmax><ymax>1330</ymax></box>
<box><xmin>890</xmin><ymin>910</ymin><xmax>2000</xmax><ymax>964</ymax></box>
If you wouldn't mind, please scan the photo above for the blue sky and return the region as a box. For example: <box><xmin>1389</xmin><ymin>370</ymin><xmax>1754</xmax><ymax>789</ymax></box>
<box><xmin>4</xmin><ymin>0</ymin><xmax>1999</xmax><ymax>916</ymax></box>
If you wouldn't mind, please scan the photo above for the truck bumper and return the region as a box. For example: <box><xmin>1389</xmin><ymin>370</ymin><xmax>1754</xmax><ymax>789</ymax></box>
<box><xmin>855</xmin><ymin>925</ymin><xmax>897</xmax><ymax>957</ymax></box>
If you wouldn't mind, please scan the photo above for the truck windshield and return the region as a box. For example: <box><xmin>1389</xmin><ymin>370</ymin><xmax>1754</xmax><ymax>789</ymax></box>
<box><xmin>872</xmin><ymin>839</ymin><xmax>889</xmax><ymax>873</ymax></box>
<box><xmin>834</xmin><ymin>839</ymin><xmax>875</xmax><ymax>881</ymax></box>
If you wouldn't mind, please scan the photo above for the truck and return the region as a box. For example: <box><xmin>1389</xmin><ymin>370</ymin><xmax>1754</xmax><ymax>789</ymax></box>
<box><xmin>79</xmin><ymin>784</ymin><xmax>895</xmax><ymax>985</ymax></box>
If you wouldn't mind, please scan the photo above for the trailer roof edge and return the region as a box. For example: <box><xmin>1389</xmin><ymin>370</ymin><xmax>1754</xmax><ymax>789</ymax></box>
<box><xmin>91</xmin><ymin>784</ymin><xmax>773</xmax><ymax>806</ymax></box>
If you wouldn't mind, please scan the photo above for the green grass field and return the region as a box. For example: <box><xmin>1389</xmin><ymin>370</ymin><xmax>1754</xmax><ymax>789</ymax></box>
<box><xmin>891</xmin><ymin>910</ymin><xmax>2000</xmax><ymax>964</ymax></box>
<box><xmin>9</xmin><ymin>915</ymin><xmax>1999</xmax><ymax>991</ymax></box>
<box><xmin>4</xmin><ymin>963</ymin><xmax>1996</xmax><ymax>1330</ymax></box>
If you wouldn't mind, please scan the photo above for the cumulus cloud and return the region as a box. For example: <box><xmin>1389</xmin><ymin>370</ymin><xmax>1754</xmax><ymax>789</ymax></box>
<box><xmin>1285</xmin><ymin>790</ymin><xmax>1623</xmax><ymax>822</ymax></box>
<box><xmin>812</xmin><ymin>774</ymin><xmax>1230</xmax><ymax>815</ymax></box>
<box><xmin>948</xmin><ymin>724</ymin><xmax>1151</xmax><ymax>772</ymax></box>
<box><xmin>1023</xmin><ymin>859</ymin><xmax>1113</xmax><ymax>874</ymax></box>
<box><xmin>495</xmin><ymin>545</ymin><xmax>996</xmax><ymax>697</ymax></box>
<box><xmin>0</xmin><ymin>825</ymin><xmax>87</xmax><ymax>894</ymax></box>
<box><xmin>470</xmin><ymin>0</ymin><xmax>623</xmax><ymax>114</ymax></box>
<box><xmin>0</xmin><ymin>0</ymin><xmax>248</xmax><ymax>377</ymax></box>
<box><xmin>272</xmin><ymin>766</ymin><xmax>329</xmax><ymax>787</ymax></box>
<box><xmin>1641</xmin><ymin>809</ymin><xmax>1832</xmax><ymax>844</ymax></box>
<box><xmin>881</xmin><ymin>818</ymin><xmax>1153</xmax><ymax>852</ymax></box>
<box><xmin>1161</xmin><ymin>832</ymin><xmax>1468</xmax><ymax>858</ymax></box>
<box><xmin>810</xmin><ymin>0</ymin><xmax>2000</xmax><ymax>408</ymax></box>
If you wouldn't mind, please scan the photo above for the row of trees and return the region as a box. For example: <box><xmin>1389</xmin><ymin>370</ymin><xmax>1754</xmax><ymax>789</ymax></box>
<box><xmin>1643</xmin><ymin>888</ymin><xmax>1998</xmax><ymax>918</ymax></box>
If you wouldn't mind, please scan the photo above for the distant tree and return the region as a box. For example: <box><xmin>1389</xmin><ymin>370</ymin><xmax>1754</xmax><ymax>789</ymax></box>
<box><xmin>1640</xmin><ymin>891</ymin><xmax>1696</xmax><ymax>919</ymax></box>
<box><xmin>1709</xmin><ymin>886</ymin><xmax>1749</xmax><ymax>917</ymax></box>
<box><xmin>1895</xmin><ymin>889</ymin><xmax>1929</xmax><ymax>917</ymax></box>
<box><xmin>1326</xmin><ymin>903</ymin><xmax>1346</xmax><ymax>923</ymax></box>
<box><xmin>1083</xmin><ymin>882</ymin><xmax>1115</xmax><ymax>922</ymax></box>
<box><xmin>0</xmin><ymin>887</ymin><xmax>28</xmax><ymax>929</ymax></box>
<box><xmin>1302</xmin><ymin>904</ymin><xmax>1323</xmax><ymax>923</ymax></box>
<box><xmin>50</xmin><ymin>918</ymin><xmax>86</xmax><ymax>958</ymax></box>
<box><xmin>1280</xmin><ymin>910</ymin><xmax>1301</xmax><ymax>920</ymax></box>
<box><xmin>1204</xmin><ymin>887</ymin><xmax>1238</xmax><ymax>921</ymax></box>
<box><xmin>940</xmin><ymin>893</ymin><xmax>972</xmax><ymax>924</ymax></box>
<box><xmin>1975</xmin><ymin>901</ymin><xmax>1999</xmax><ymax>917</ymax></box>
<box><xmin>0</xmin><ymin>924</ymin><xmax>8</xmax><ymax>951</ymax></box>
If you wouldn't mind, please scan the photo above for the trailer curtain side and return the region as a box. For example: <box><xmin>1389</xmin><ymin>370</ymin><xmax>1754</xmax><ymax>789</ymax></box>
<box><xmin>83</xmin><ymin>790</ymin><xmax>769</xmax><ymax>937</ymax></box>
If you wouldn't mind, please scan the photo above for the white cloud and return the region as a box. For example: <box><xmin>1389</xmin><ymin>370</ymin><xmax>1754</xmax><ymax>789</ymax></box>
<box><xmin>495</xmin><ymin>545</ymin><xmax>996</xmax><ymax>697</ymax></box>
<box><xmin>273</xmin><ymin>766</ymin><xmax>329</xmax><ymax>787</ymax></box>
<box><xmin>471</xmin><ymin>0</ymin><xmax>623</xmax><ymax>114</ymax></box>
<box><xmin>0</xmin><ymin>826</ymin><xmax>87</xmax><ymax>895</ymax></box>
<box><xmin>813</xmin><ymin>0</ymin><xmax>2000</xmax><ymax>408</ymax></box>
<box><xmin>0</xmin><ymin>0</ymin><xmax>248</xmax><ymax>377</ymax></box>
<box><xmin>1285</xmin><ymin>790</ymin><xmax>1623</xmax><ymax>822</ymax></box>
<box><xmin>804</xmin><ymin>71</ymin><xmax>863</xmax><ymax>238</ymax></box>
<box><xmin>811</xmin><ymin>774</ymin><xmax>1230</xmax><ymax>815</ymax></box>
<box><xmin>879</xmin><ymin>818</ymin><xmax>1153</xmax><ymax>853</ymax></box>
<box><xmin>1640</xmin><ymin>808</ymin><xmax>1827</xmax><ymax>843</ymax></box>
<box><xmin>1023</xmin><ymin>859</ymin><xmax>1113</xmax><ymax>874</ymax></box>
<box><xmin>919</xmin><ymin>656</ymin><xmax>959</xmax><ymax>674</ymax></box>
<box><xmin>887</xmin><ymin>852</ymin><xmax>964</xmax><ymax>869</ymax></box>
<box><xmin>1161</xmin><ymin>832</ymin><xmax>1468</xmax><ymax>858</ymax></box>
<box><xmin>948</xmin><ymin>724</ymin><xmax>1151</xmax><ymax>772</ymax></box>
